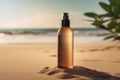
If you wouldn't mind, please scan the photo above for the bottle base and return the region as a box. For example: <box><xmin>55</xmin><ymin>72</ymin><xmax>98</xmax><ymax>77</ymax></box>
<box><xmin>58</xmin><ymin>66</ymin><xmax>73</xmax><ymax>69</ymax></box>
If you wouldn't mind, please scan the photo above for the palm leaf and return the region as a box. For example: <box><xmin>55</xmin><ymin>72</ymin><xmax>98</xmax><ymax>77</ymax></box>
<box><xmin>84</xmin><ymin>12</ymin><xmax>97</xmax><ymax>18</ymax></box>
<box><xmin>113</xmin><ymin>36</ymin><xmax>120</xmax><ymax>41</ymax></box>
<box><xmin>104</xmin><ymin>35</ymin><xmax>114</xmax><ymax>40</ymax></box>
<box><xmin>116</xmin><ymin>27</ymin><xmax>120</xmax><ymax>33</ymax></box>
<box><xmin>84</xmin><ymin>19</ymin><xmax>94</xmax><ymax>22</ymax></box>
<box><xmin>99</xmin><ymin>2</ymin><xmax>110</xmax><ymax>13</ymax></box>
<box><xmin>107</xmin><ymin>21</ymin><xmax>118</xmax><ymax>29</ymax></box>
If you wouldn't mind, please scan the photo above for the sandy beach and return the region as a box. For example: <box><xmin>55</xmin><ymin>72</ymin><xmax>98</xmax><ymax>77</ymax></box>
<box><xmin>0</xmin><ymin>42</ymin><xmax>120</xmax><ymax>80</ymax></box>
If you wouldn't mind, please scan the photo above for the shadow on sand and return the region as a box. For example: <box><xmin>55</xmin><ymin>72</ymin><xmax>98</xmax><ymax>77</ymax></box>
<box><xmin>39</xmin><ymin>66</ymin><xmax>120</xmax><ymax>80</ymax></box>
<box><xmin>78</xmin><ymin>46</ymin><xmax>120</xmax><ymax>52</ymax></box>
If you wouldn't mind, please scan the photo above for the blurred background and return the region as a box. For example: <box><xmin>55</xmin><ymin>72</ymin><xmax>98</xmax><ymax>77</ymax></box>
<box><xmin>0</xmin><ymin>0</ymin><xmax>109</xmax><ymax>44</ymax></box>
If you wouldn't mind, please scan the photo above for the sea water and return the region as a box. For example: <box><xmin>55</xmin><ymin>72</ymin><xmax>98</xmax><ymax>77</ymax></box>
<box><xmin>0</xmin><ymin>28</ymin><xmax>111</xmax><ymax>44</ymax></box>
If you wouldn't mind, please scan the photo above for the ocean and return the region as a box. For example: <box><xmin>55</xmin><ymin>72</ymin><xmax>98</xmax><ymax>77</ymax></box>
<box><xmin>0</xmin><ymin>28</ymin><xmax>111</xmax><ymax>44</ymax></box>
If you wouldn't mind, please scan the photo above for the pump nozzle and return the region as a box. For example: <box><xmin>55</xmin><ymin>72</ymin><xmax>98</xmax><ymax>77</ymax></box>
<box><xmin>63</xmin><ymin>13</ymin><xmax>69</xmax><ymax>20</ymax></box>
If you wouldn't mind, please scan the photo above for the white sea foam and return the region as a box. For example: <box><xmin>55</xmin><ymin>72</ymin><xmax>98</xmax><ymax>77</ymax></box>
<box><xmin>0</xmin><ymin>28</ymin><xmax>111</xmax><ymax>44</ymax></box>
<box><xmin>0</xmin><ymin>34</ymin><xmax>110</xmax><ymax>44</ymax></box>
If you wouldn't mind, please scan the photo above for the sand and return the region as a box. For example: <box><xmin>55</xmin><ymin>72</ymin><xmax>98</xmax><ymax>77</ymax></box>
<box><xmin>0</xmin><ymin>42</ymin><xmax>120</xmax><ymax>80</ymax></box>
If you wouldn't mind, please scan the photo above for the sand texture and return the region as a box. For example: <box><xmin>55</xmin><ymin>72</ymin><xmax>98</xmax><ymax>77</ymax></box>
<box><xmin>0</xmin><ymin>43</ymin><xmax>120</xmax><ymax>80</ymax></box>
<box><xmin>39</xmin><ymin>66</ymin><xmax>120</xmax><ymax>80</ymax></box>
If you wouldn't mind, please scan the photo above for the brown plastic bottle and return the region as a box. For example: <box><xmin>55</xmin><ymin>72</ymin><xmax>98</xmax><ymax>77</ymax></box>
<box><xmin>58</xmin><ymin>13</ymin><xmax>74</xmax><ymax>69</ymax></box>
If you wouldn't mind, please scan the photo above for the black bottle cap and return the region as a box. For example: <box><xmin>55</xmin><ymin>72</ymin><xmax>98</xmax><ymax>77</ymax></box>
<box><xmin>63</xmin><ymin>13</ymin><xmax>69</xmax><ymax>20</ymax></box>
<box><xmin>62</xmin><ymin>13</ymin><xmax>70</xmax><ymax>27</ymax></box>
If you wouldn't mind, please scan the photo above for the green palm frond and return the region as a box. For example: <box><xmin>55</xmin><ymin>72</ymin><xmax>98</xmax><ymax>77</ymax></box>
<box><xmin>84</xmin><ymin>0</ymin><xmax>120</xmax><ymax>41</ymax></box>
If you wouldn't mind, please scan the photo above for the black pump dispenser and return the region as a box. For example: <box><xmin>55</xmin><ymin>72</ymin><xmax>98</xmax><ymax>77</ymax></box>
<box><xmin>62</xmin><ymin>13</ymin><xmax>70</xmax><ymax>27</ymax></box>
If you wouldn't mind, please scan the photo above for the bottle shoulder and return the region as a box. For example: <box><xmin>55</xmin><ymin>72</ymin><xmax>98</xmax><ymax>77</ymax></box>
<box><xmin>58</xmin><ymin>27</ymin><xmax>73</xmax><ymax>35</ymax></box>
<box><xmin>58</xmin><ymin>27</ymin><xmax>73</xmax><ymax>32</ymax></box>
